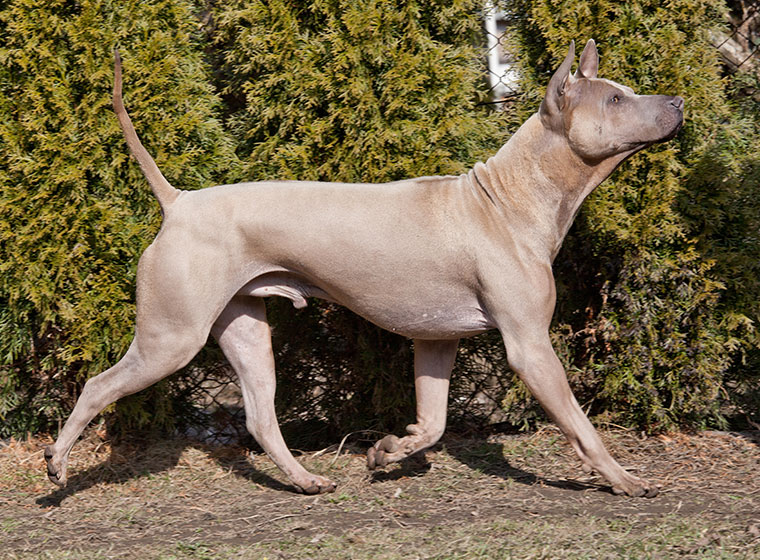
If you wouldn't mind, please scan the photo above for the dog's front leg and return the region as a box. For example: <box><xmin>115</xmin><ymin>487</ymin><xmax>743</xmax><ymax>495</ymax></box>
<box><xmin>367</xmin><ymin>338</ymin><xmax>459</xmax><ymax>469</ymax></box>
<box><xmin>212</xmin><ymin>296</ymin><xmax>337</xmax><ymax>494</ymax></box>
<box><xmin>502</xmin><ymin>330</ymin><xmax>659</xmax><ymax>497</ymax></box>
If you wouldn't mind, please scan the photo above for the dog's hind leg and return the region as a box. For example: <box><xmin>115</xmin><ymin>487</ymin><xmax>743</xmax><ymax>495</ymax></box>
<box><xmin>212</xmin><ymin>296</ymin><xmax>337</xmax><ymax>494</ymax></box>
<box><xmin>44</xmin><ymin>322</ymin><xmax>206</xmax><ymax>488</ymax></box>
<box><xmin>367</xmin><ymin>338</ymin><xmax>459</xmax><ymax>469</ymax></box>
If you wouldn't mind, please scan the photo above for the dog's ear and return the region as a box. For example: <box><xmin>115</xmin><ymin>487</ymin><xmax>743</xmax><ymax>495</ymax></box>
<box><xmin>539</xmin><ymin>40</ymin><xmax>575</xmax><ymax>124</ymax></box>
<box><xmin>575</xmin><ymin>39</ymin><xmax>598</xmax><ymax>79</ymax></box>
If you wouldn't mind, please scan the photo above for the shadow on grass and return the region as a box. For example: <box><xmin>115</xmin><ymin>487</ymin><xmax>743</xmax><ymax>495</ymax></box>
<box><xmin>738</xmin><ymin>430</ymin><xmax>760</xmax><ymax>446</ymax></box>
<box><xmin>359</xmin><ymin>430</ymin><xmax>609</xmax><ymax>493</ymax></box>
<box><xmin>445</xmin><ymin>435</ymin><xmax>612</xmax><ymax>495</ymax></box>
<box><xmin>35</xmin><ymin>437</ymin><xmax>293</xmax><ymax>508</ymax></box>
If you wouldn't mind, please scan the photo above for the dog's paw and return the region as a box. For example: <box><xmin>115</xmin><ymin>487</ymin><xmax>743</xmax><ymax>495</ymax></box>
<box><xmin>611</xmin><ymin>476</ymin><xmax>660</xmax><ymax>498</ymax></box>
<box><xmin>44</xmin><ymin>445</ymin><xmax>68</xmax><ymax>488</ymax></box>
<box><xmin>295</xmin><ymin>475</ymin><xmax>337</xmax><ymax>495</ymax></box>
<box><xmin>366</xmin><ymin>446</ymin><xmax>381</xmax><ymax>470</ymax></box>
<box><xmin>366</xmin><ymin>435</ymin><xmax>400</xmax><ymax>470</ymax></box>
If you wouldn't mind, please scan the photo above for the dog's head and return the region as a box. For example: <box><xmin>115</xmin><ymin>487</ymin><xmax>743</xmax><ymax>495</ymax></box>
<box><xmin>539</xmin><ymin>40</ymin><xmax>684</xmax><ymax>162</ymax></box>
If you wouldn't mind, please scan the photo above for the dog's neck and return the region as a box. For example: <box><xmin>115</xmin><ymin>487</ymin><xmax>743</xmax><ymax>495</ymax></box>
<box><xmin>468</xmin><ymin>114</ymin><xmax>630</xmax><ymax>260</ymax></box>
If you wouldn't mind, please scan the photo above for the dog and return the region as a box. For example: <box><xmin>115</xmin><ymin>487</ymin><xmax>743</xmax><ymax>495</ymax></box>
<box><xmin>45</xmin><ymin>39</ymin><xmax>683</xmax><ymax>497</ymax></box>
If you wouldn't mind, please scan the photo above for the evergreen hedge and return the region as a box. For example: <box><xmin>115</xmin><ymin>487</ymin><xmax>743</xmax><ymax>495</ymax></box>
<box><xmin>0</xmin><ymin>0</ymin><xmax>757</xmax><ymax>439</ymax></box>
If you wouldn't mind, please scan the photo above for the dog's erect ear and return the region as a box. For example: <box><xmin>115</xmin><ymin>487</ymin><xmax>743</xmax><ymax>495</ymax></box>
<box><xmin>539</xmin><ymin>40</ymin><xmax>575</xmax><ymax>124</ymax></box>
<box><xmin>575</xmin><ymin>39</ymin><xmax>598</xmax><ymax>79</ymax></box>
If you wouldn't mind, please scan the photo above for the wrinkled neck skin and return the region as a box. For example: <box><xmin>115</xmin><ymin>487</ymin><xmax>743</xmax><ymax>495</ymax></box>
<box><xmin>468</xmin><ymin>114</ymin><xmax>635</xmax><ymax>261</ymax></box>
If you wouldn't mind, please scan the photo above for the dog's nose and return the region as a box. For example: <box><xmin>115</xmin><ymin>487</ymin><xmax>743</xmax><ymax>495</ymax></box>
<box><xmin>671</xmin><ymin>96</ymin><xmax>684</xmax><ymax>111</ymax></box>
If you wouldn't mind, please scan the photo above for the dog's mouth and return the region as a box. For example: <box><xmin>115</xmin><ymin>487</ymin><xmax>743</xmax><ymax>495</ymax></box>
<box><xmin>620</xmin><ymin>95</ymin><xmax>685</xmax><ymax>151</ymax></box>
<box><xmin>662</xmin><ymin>117</ymin><xmax>683</xmax><ymax>141</ymax></box>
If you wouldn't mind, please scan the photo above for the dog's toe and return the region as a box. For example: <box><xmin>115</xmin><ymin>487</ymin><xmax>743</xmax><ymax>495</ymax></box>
<box><xmin>611</xmin><ymin>479</ymin><xmax>660</xmax><ymax>498</ymax></box>
<box><xmin>366</xmin><ymin>446</ymin><xmax>377</xmax><ymax>470</ymax></box>
<box><xmin>374</xmin><ymin>449</ymin><xmax>387</xmax><ymax>468</ymax></box>
<box><xmin>378</xmin><ymin>434</ymin><xmax>401</xmax><ymax>453</ymax></box>
<box><xmin>367</xmin><ymin>435</ymin><xmax>401</xmax><ymax>470</ymax></box>
<box><xmin>644</xmin><ymin>485</ymin><xmax>660</xmax><ymax>498</ymax></box>
<box><xmin>366</xmin><ymin>446</ymin><xmax>389</xmax><ymax>469</ymax></box>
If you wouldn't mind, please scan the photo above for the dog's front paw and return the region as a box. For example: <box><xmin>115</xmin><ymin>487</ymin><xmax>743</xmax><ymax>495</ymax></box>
<box><xmin>366</xmin><ymin>446</ymin><xmax>382</xmax><ymax>470</ymax></box>
<box><xmin>366</xmin><ymin>435</ymin><xmax>400</xmax><ymax>470</ymax></box>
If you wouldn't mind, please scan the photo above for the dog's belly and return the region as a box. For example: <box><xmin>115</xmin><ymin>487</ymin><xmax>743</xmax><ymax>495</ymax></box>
<box><xmin>345</xmin><ymin>292</ymin><xmax>492</xmax><ymax>339</ymax></box>
<box><xmin>372</xmin><ymin>305</ymin><xmax>491</xmax><ymax>339</ymax></box>
<box><xmin>237</xmin><ymin>272</ymin><xmax>491</xmax><ymax>340</ymax></box>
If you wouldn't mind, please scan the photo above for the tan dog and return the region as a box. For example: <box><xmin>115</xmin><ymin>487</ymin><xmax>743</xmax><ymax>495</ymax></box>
<box><xmin>45</xmin><ymin>40</ymin><xmax>682</xmax><ymax>497</ymax></box>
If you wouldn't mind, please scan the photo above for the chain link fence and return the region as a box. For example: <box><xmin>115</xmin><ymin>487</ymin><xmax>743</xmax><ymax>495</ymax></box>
<box><xmin>712</xmin><ymin>0</ymin><xmax>760</xmax><ymax>72</ymax></box>
<box><xmin>174</xmin><ymin>334</ymin><xmax>514</xmax><ymax>447</ymax></box>
<box><xmin>483</xmin><ymin>1</ymin><xmax>760</xmax><ymax>105</ymax></box>
<box><xmin>484</xmin><ymin>4</ymin><xmax>519</xmax><ymax>103</ymax></box>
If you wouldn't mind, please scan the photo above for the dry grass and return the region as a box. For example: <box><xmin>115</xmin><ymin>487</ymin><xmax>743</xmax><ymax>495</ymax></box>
<box><xmin>1</xmin><ymin>427</ymin><xmax>759</xmax><ymax>559</ymax></box>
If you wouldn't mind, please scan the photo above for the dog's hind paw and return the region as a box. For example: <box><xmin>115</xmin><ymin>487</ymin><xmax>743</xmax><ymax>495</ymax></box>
<box><xmin>295</xmin><ymin>475</ymin><xmax>337</xmax><ymax>495</ymax></box>
<box><xmin>611</xmin><ymin>476</ymin><xmax>660</xmax><ymax>498</ymax></box>
<box><xmin>44</xmin><ymin>445</ymin><xmax>68</xmax><ymax>488</ymax></box>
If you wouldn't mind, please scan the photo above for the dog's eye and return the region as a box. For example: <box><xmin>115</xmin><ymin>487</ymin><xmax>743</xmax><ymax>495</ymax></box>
<box><xmin>611</xmin><ymin>95</ymin><xmax>620</xmax><ymax>104</ymax></box>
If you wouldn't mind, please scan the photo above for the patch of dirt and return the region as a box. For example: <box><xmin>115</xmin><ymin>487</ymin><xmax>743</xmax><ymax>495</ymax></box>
<box><xmin>1</xmin><ymin>427</ymin><xmax>759</xmax><ymax>557</ymax></box>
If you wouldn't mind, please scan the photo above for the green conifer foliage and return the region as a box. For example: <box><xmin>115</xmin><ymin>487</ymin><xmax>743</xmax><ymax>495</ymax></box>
<box><xmin>0</xmin><ymin>0</ymin><xmax>238</xmax><ymax>436</ymax></box>
<box><xmin>214</xmin><ymin>0</ymin><xmax>498</xmax><ymax>182</ymax></box>
<box><xmin>500</xmin><ymin>0</ymin><xmax>759</xmax><ymax>429</ymax></box>
<box><xmin>680</xmin><ymin>71</ymin><xmax>760</xmax><ymax>427</ymax></box>
<box><xmin>211</xmin><ymin>0</ymin><xmax>502</xmax><ymax>435</ymax></box>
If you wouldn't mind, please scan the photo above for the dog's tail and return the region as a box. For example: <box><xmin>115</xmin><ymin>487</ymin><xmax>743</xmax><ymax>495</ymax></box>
<box><xmin>113</xmin><ymin>49</ymin><xmax>179</xmax><ymax>213</ymax></box>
